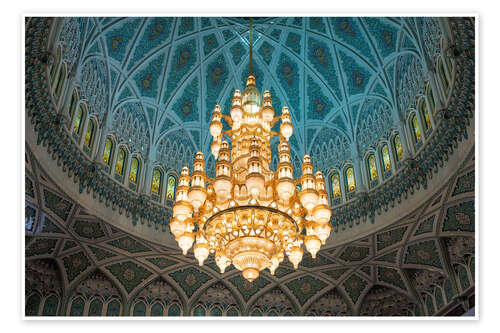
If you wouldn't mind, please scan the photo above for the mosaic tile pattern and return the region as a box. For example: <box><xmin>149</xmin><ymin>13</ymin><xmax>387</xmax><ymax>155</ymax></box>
<box><xmin>105</xmin><ymin>261</ymin><xmax>153</xmax><ymax>293</ymax></box>
<box><xmin>286</xmin><ymin>275</ymin><xmax>327</xmax><ymax>306</ymax></box>
<box><xmin>442</xmin><ymin>201</ymin><xmax>475</xmax><ymax>232</ymax></box>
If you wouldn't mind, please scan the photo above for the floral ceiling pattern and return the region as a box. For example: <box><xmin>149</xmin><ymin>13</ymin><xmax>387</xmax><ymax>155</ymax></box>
<box><xmin>57</xmin><ymin>16</ymin><xmax>442</xmax><ymax>173</ymax></box>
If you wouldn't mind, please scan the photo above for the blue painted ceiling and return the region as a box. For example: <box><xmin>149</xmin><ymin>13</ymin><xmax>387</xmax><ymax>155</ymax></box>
<box><xmin>58</xmin><ymin>17</ymin><xmax>442</xmax><ymax>174</ymax></box>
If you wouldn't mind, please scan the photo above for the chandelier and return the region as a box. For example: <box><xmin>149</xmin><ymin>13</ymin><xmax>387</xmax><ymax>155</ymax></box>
<box><xmin>169</xmin><ymin>19</ymin><xmax>332</xmax><ymax>282</ymax></box>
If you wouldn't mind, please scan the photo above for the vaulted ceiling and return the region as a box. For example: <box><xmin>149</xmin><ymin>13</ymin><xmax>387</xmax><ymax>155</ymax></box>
<box><xmin>58</xmin><ymin>17</ymin><xmax>442</xmax><ymax>173</ymax></box>
<box><xmin>25</xmin><ymin>144</ymin><xmax>475</xmax><ymax>316</ymax></box>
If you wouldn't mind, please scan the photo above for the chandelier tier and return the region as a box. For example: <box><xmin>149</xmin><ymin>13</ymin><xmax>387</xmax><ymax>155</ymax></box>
<box><xmin>169</xmin><ymin>19</ymin><xmax>332</xmax><ymax>282</ymax></box>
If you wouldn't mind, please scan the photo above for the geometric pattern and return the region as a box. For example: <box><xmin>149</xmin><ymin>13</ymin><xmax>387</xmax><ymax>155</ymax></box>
<box><xmin>105</xmin><ymin>261</ymin><xmax>153</xmax><ymax>293</ymax></box>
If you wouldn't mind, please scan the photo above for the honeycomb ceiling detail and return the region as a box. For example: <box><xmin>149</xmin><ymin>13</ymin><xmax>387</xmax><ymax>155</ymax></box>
<box><xmin>58</xmin><ymin>17</ymin><xmax>437</xmax><ymax>171</ymax></box>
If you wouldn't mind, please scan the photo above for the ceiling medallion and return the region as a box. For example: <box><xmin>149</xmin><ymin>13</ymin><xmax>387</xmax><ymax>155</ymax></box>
<box><xmin>169</xmin><ymin>18</ymin><xmax>332</xmax><ymax>282</ymax></box>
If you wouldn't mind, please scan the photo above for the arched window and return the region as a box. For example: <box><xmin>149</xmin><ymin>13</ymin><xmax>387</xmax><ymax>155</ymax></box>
<box><xmin>438</xmin><ymin>59</ymin><xmax>449</xmax><ymax>93</ymax></box>
<box><xmin>251</xmin><ymin>309</ymin><xmax>262</xmax><ymax>316</ymax></box>
<box><xmin>296</xmin><ymin>184</ymin><xmax>301</xmax><ymax>194</ymax></box>
<box><xmin>226</xmin><ymin>307</ymin><xmax>239</xmax><ymax>316</ymax></box>
<box><xmin>166</xmin><ymin>175</ymin><xmax>177</xmax><ymax>201</ymax></box>
<box><xmin>25</xmin><ymin>293</ymin><xmax>41</xmax><ymax>316</ymax></box>
<box><xmin>102</xmin><ymin>138</ymin><xmax>114</xmax><ymax>167</ymax></box>
<box><xmin>42</xmin><ymin>295</ymin><xmax>59</xmax><ymax>316</ymax></box>
<box><xmin>419</xmin><ymin>98</ymin><xmax>432</xmax><ymax>132</ymax></box>
<box><xmin>167</xmin><ymin>303</ymin><xmax>181</xmax><ymax>316</ymax></box>
<box><xmin>132</xmin><ymin>301</ymin><xmax>146</xmax><ymax>316</ymax></box>
<box><xmin>53</xmin><ymin>64</ymin><xmax>66</xmax><ymax>104</ymax></box>
<box><xmin>381</xmin><ymin>144</ymin><xmax>391</xmax><ymax>172</ymax></box>
<box><xmin>345</xmin><ymin>167</ymin><xmax>356</xmax><ymax>194</ymax></box>
<box><xmin>393</xmin><ymin>134</ymin><xmax>403</xmax><ymax>162</ymax></box>
<box><xmin>114</xmin><ymin>147</ymin><xmax>127</xmax><ymax>177</ymax></box>
<box><xmin>367</xmin><ymin>154</ymin><xmax>378</xmax><ymax>182</ymax></box>
<box><xmin>381</xmin><ymin>144</ymin><xmax>392</xmax><ymax>179</ymax></box>
<box><xmin>150</xmin><ymin>303</ymin><xmax>164</xmax><ymax>316</ymax></box>
<box><xmin>426</xmin><ymin>85</ymin><xmax>435</xmax><ymax>112</ymax></box>
<box><xmin>50</xmin><ymin>46</ymin><xmax>62</xmax><ymax>82</ymax></box>
<box><xmin>193</xmin><ymin>304</ymin><xmax>206</xmax><ymax>316</ymax></box>
<box><xmin>68</xmin><ymin>90</ymin><xmax>78</xmax><ymax>118</ymax></box>
<box><xmin>69</xmin><ymin>297</ymin><xmax>85</xmax><ymax>316</ymax></box>
<box><xmin>106</xmin><ymin>300</ymin><xmax>121</xmax><ymax>316</ymax></box>
<box><xmin>410</xmin><ymin>114</ymin><xmax>422</xmax><ymax>146</ymax></box>
<box><xmin>151</xmin><ymin>168</ymin><xmax>163</xmax><ymax>199</ymax></box>
<box><xmin>209</xmin><ymin>306</ymin><xmax>223</xmax><ymax>316</ymax></box>
<box><xmin>83</xmin><ymin>119</ymin><xmax>95</xmax><ymax>153</ymax></box>
<box><xmin>72</xmin><ymin>104</ymin><xmax>85</xmax><ymax>138</ymax></box>
<box><xmin>129</xmin><ymin>157</ymin><xmax>140</xmax><ymax>189</ymax></box>
<box><xmin>330</xmin><ymin>172</ymin><xmax>341</xmax><ymax>200</ymax></box>
<box><xmin>88</xmin><ymin>298</ymin><xmax>103</xmax><ymax>316</ymax></box>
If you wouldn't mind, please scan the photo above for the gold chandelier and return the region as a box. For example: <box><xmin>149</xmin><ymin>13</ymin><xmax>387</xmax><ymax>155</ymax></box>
<box><xmin>169</xmin><ymin>19</ymin><xmax>332</xmax><ymax>282</ymax></box>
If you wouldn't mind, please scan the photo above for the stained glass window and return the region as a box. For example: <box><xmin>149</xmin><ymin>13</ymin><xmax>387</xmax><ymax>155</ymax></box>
<box><xmin>42</xmin><ymin>295</ymin><xmax>59</xmax><ymax>316</ymax></box>
<box><xmin>420</xmin><ymin>99</ymin><xmax>432</xmax><ymax>131</ymax></box>
<box><xmin>331</xmin><ymin>172</ymin><xmax>341</xmax><ymax>199</ymax></box>
<box><xmin>367</xmin><ymin>154</ymin><xmax>377</xmax><ymax>181</ymax></box>
<box><xmin>381</xmin><ymin>144</ymin><xmax>391</xmax><ymax>171</ymax></box>
<box><xmin>53</xmin><ymin>66</ymin><xmax>65</xmax><ymax>101</ymax></box>
<box><xmin>103</xmin><ymin>138</ymin><xmax>113</xmax><ymax>166</ymax></box>
<box><xmin>84</xmin><ymin>120</ymin><xmax>94</xmax><ymax>149</ymax></box>
<box><xmin>25</xmin><ymin>294</ymin><xmax>41</xmax><ymax>316</ymax></box>
<box><xmin>439</xmin><ymin>59</ymin><xmax>449</xmax><ymax>92</ymax></box>
<box><xmin>151</xmin><ymin>168</ymin><xmax>163</xmax><ymax>196</ymax></box>
<box><xmin>151</xmin><ymin>303</ymin><xmax>163</xmax><ymax>316</ymax></box>
<box><xmin>106</xmin><ymin>300</ymin><xmax>121</xmax><ymax>316</ymax></box>
<box><xmin>115</xmin><ymin>148</ymin><xmax>127</xmax><ymax>176</ymax></box>
<box><xmin>69</xmin><ymin>297</ymin><xmax>85</xmax><ymax>316</ymax></box>
<box><xmin>210</xmin><ymin>306</ymin><xmax>222</xmax><ymax>316</ymax></box>
<box><xmin>345</xmin><ymin>167</ymin><xmax>356</xmax><ymax>193</ymax></box>
<box><xmin>132</xmin><ymin>301</ymin><xmax>146</xmax><ymax>316</ymax></box>
<box><xmin>427</xmin><ymin>85</ymin><xmax>435</xmax><ymax>112</ymax></box>
<box><xmin>166</xmin><ymin>175</ymin><xmax>176</xmax><ymax>201</ymax></box>
<box><xmin>393</xmin><ymin>135</ymin><xmax>403</xmax><ymax>161</ymax></box>
<box><xmin>411</xmin><ymin>115</ymin><xmax>421</xmax><ymax>144</ymax></box>
<box><xmin>129</xmin><ymin>157</ymin><xmax>140</xmax><ymax>185</ymax></box>
<box><xmin>88</xmin><ymin>298</ymin><xmax>103</xmax><ymax>316</ymax></box>
<box><xmin>73</xmin><ymin>105</ymin><xmax>84</xmax><ymax>136</ymax></box>
<box><xmin>167</xmin><ymin>303</ymin><xmax>181</xmax><ymax>316</ymax></box>
<box><xmin>68</xmin><ymin>91</ymin><xmax>77</xmax><ymax>117</ymax></box>
<box><xmin>193</xmin><ymin>305</ymin><xmax>206</xmax><ymax>316</ymax></box>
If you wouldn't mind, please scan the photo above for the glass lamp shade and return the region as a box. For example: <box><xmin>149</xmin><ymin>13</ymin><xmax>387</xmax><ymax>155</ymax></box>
<box><xmin>188</xmin><ymin>187</ymin><xmax>207</xmax><ymax>211</ymax></box>
<box><xmin>312</xmin><ymin>203</ymin><xmax>332</xmax><ymax>223</ymax></box>
<box><xmin>209</xmin><ymin>120</ymin><xmax>222</xmax><ymax>137</ymax></box>
<box><xmin>178</xmin><ymin>232</ymin><xmax>195</xmax><ymax>255</ymax></box>
<box><xmin>194</xmin><ymin>243</ymin><xmax>210</xmax><ymax>266</ymax></box>
<box><xmin>242</xmin><ymin>85</ymin><xmax>261</xmax><ymax>114</ymax></box>
<box><xmin>288</xmin><ymin>246</ymin><xmax>303</xmax><ymax>269</ymax></box>
<box><xmin>304</xmin><ymin>235</ymin><xmax>321</xmax><ymax>258</ymax></box>
<box><xmin>172</xmin><ymin>200</ymin><xmax>193</xmax><ymax>222</ymax></box>
<box><xmin>280</xmin><ymin>121</ymin><xmax>293</xmax><ymax>140</ymax></box>
<box><xmin>169</xmin><ymin>217</ymin><xmax>187</xmax><ymax>238</ymax></box>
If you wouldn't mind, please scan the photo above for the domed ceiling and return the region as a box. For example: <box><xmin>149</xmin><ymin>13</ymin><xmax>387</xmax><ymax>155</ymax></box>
<box><xmin>25</xmin><ymin>16</ymin><xmax>476</xmax><ymax>317</ymax></box>
<box><xmin>58</xmin><ymin>16</ymin><xmax>442</xmax><ymax>174</ymax></box>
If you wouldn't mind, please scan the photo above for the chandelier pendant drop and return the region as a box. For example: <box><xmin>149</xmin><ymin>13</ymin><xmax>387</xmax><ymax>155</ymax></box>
<box><xmin>169</xmin><ymin>18</ymin><xmax>332</xmax><ymax>282</ymax></box>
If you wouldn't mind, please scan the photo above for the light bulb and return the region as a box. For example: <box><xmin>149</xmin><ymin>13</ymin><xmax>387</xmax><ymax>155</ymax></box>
<box><xmin>288</xmin><ymin>246</ymin><xmax>303</xmax><ymax>269</ymax></box>
<box><xmin>177</xmin><ymin>232</ymin><xmax>194</xmax><ymax>255</ymax></box>
<box><xmin>304</xmin><ymin>235</ymin><xmax>321</xmax><ymax>259</ymax></box>
<box><xmin>193</xmin><ymin>243</ymin><xmax>210</xmax><ymax>266</ymax></box>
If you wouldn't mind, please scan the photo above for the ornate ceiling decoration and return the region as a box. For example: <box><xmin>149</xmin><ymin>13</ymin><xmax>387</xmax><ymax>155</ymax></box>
<box><xmin>24</xmin><ymin>16</ymin><xmax>476</xmax><ymax>316</ymax></box>
<box><xmin>55</xmin><ymin>16</ymin><xmax>443</xmax><ymax>172</ymax></box>
<box><xmin>25</xmin><ymin>143</ymin><xmax>475</xmax><ymax>316</ymax></box>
